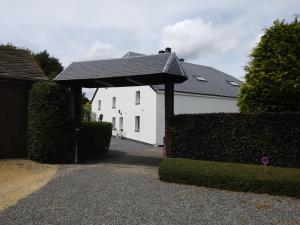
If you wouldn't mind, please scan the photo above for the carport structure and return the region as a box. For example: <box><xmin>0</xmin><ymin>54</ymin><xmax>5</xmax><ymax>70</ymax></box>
<box><xmin>54</xmin><ymin>52</ymin><xmax>187</xmax><ymax>155</ymax></box>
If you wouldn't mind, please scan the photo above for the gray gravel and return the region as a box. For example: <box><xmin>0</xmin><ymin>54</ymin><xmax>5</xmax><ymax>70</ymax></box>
<box><xmin>1</xmin><ymin>139</ymin><xmax>299</xmax><ymax>225</ymax></box>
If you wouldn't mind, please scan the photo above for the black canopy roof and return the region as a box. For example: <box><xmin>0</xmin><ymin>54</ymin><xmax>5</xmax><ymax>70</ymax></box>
<box><xmin>54</xmin><ymin>52</ymin><xmax>187</xmax><ymax>88</ymax></box>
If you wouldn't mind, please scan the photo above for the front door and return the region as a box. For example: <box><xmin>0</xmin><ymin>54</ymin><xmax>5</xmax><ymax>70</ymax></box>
<box><xmin>119</xmin><ymin>117</ymin><xmax>123</xmax><ymax>137</ymax></box>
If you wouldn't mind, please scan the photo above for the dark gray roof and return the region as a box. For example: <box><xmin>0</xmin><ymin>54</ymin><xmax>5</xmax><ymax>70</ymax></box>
<box><xmin>0</xmin><ymin>46</ymin><xmax>47</xmax><ymax>81</ymax></box>
<box><xmin>55</xmin><ymin>52</ymin><xmax>187</xmax><ymax>87</ymax></box>
<box><xmin>152</xmin><ymin>62</ymin><xmax>242</xmax><ymax>98</ymax></box>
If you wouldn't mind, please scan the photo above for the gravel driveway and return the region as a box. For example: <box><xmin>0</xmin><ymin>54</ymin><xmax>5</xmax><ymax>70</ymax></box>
<box><xmin>1</xmin><ymin>138</ymin><xmax>299</xmax><ymax>225</ymax></box>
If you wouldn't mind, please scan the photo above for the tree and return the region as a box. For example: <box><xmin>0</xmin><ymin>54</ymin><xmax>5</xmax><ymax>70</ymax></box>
<box><xmin>33</xmin><ymin>50</ymin><xmax>63</xmax><ymax>79</ymax></box>
<box><xmin>81</xmin><ymin>93</ymin><xmax>91</xmax><ymax>121</ymax></box>
<box><xmin>238</xmin><ymin>17</ymin><xmax>300</xmax><ymax>112</ymax></box>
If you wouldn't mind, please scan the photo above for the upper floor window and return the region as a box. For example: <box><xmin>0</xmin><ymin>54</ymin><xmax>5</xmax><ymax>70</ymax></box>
<box><xmin>135</xmin><ymin>91</ymin><xmax>140</xmax><ymax>105</ymax></box>
<box><xmin>112</xmin><ymin>97</ymin><xmax>116</xmax><ymax>108</ymax></box>
<box><xmin>98</xmin><ymin>100</ymin><xmax>101</xmax><ymax>110</ymax></box>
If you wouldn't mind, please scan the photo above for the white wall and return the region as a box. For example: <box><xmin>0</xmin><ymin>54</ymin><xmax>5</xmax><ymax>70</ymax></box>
<box><xmin>156</xmin><ymin>91</ymin><xmax>239</xmax><ymax>145</ymax></box>
<box><xmin>91</xmin><ymin>86</ymin><xmax>157</xmax><ymax>144</ymax></box>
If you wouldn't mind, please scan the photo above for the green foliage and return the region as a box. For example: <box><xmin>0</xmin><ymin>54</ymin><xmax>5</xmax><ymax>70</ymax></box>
<box><xmin>159</xmin><ymin>158</ymin><xmax>300</xmax><ymax>198</ymax></box>
<box><xmin>33</xmin><ymin>50</ymin><xmax>63</xmax><ymax>79</ymax></box>
<box><xmin>238</xmin><ymin>17</ymin><xmax>300</xmax><ymax>112</ymax></box>
<box><xmin>78</xmin><ymin>121</ymin><xmax>112</xmax><ymax>161</ymax></box>
<box><xmin>82</xmin><ymin>101</ymin><xmax>92</xmax><ymax>121</ymax></box>
<box><xmin>27</xmin><ymin>82</ymin><xmax>74</xmax><ymax>163</ymax></box>
<box><xmin>171</xmin><ymin>113</ymin><xmax>300</xmax><ymax>168</ymax></box>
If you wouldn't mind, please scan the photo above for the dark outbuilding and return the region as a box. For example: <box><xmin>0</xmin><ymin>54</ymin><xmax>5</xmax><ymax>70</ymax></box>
<box><xmin>0</xmin><ymin>46</ymin><xmax>47</xmax><ymax>158</ymax></box>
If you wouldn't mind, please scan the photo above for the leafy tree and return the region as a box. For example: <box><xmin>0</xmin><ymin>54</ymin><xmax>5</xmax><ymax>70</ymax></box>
<box><xmin>81</xmin><ymin>93</ymin><xmax>91</xmax><ymax>121</ymax></box>
<box><xmin>238</xmin><ymin>17</ymin><xmax>300</xmax><ymax>112</ymax></box>
<box><xmin>82</xmin><ymin>101</ymin><xmax>92</xmax><ymax>121</ymax></box>
<box><xmin>33</xmin><ymin>50</ymin><xmax>63</xmax><ymax>79</ymax></box>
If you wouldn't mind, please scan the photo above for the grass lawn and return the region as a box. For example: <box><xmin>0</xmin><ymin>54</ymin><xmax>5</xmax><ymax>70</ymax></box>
<box><xmin>0</xmin><ymin>159</ymin><xmax>57</xmax><ymax>211</ymax></box>
<box><xmin>159</xmin><ymin>158</ymin><xmax>300</xmax><ymax>198</ymax></box>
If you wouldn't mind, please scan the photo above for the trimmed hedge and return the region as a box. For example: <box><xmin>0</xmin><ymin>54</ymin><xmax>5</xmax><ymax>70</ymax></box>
<box><xmin>78</xmin><ymin>121</ymin><xmax>112</xmax><ymax>161</ymax></box>
<box><xmin>159</xmin><ymin>158</ymin><xmax>300</xmax><ymax>198</ymax></box>
<box><xmin>171</xmin><ymin>113</ymin><xmax>300</xmax><ymax>168</ymax></box>
<box><xmin>27</xmin><ymin>82</ymin><xmax>74</xmax><ymax>163</ymax></box>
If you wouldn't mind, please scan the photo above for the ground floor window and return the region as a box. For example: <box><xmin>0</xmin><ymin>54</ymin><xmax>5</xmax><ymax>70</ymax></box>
<box><xmin>135</xmin><ymin>116</ymin><xmax>140</xmax><ymax>132</ymax></box>
<box><xmin>112</xmin><ymin>117</ymin><xmax>116</xmax><ymax>129</ymax></box>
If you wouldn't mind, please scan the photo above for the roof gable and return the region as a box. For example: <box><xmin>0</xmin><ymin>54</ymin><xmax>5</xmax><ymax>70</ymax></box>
<box><xmin>0</xmin><ymin>47</ymin><xmax>47</xmax><ymax>81</ymax></box>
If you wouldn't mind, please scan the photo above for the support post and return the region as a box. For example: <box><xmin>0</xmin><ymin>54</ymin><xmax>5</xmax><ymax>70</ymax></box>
<box><xmin>70</xmin><ymin>86</ymin><xmax>82</xmax><ymax>163</ymax></box>
<box><xmin>70</xmin><ymin>86</ymin><xmax>82</xmax><ymax>128</ymax></box>
<box><xmin>164</xmin><ymin>81</ymin><xmax>174</xmax><ymax>157</ymax></box>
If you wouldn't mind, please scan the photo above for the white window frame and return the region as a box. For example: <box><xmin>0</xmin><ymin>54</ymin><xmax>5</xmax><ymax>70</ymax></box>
<box><xmin>135</xmin><ymin>116</ymin><xmax>140</xmax><ymax>132</ymax></box>
<box><xmin>135</xmin><ymin>91</ymin><xmax>140</xmax><ymax>105</ymax></box>
<box><xmin>112</xmin><ymin>97</ymin><xmax>116</xmax><ymax>108</ymax></box>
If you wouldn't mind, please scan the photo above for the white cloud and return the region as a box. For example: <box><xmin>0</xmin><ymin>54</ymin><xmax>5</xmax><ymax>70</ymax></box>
<box><xmin>83</xmin><ymin>42</ymin><xmax>119</xmax><ymax>60</ymax></box>
<box><xmin>160</xmin><ymin>18</ymin><xmax>239</xmax><ymax>59</ymax></box>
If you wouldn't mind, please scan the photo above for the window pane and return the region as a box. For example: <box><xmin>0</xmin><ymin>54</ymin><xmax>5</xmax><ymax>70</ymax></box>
<box><xmin>135</xmin><ymin>116</ymin><xmax>140</xmax><ymax>132</ymax></box>
<box><xmin>112</xmin><ymin>97</ymin><xmax>116</xmax><ymax>108</ymax></box>
<box><xmin>98</xmin><ymin>100</ymin><xmax>101</xmax><ymax>110</ymax></box>
<box><xmin>135</xmin><ymin>91</ymin><xmax>140</xmax><ymax>104</ymax></box>
<box><xmin>112</xmin><ymin>117</ymin><xmax>116</xmax><ymax>129</ymax></box>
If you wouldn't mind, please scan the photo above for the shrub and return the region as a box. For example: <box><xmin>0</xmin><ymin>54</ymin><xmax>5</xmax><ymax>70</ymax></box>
<box><xmin>27</xmin><ymin>82</ymin><xmax>74</xmax><ymax>163</ymax></box>
<box><xmin>159</xmin><ymin>158</ymin><xmax>300</xmax><ymax>198</ymax></box>
<box><xmin>78</xmin><ymin>121</ymin><xmax>112</xmax><ymax>161</ymax></box>
<box><xmin>171</xmin><ymin>113</ymin><xmax>300</xmax><ymax>168</ymax></box>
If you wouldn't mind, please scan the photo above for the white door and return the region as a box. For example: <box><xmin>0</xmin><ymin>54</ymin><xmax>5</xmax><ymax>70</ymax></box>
<box><xmin>119</xmin><ymin>117</ymin><xmax>123</xmax><ymax>136</ymax></box>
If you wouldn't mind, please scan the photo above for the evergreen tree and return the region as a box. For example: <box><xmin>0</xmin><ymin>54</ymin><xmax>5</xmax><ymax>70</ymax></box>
<box><xmin>238</xmin><ymin>17</ymin><xmax>300</xmax><ymax>112</ymax></box>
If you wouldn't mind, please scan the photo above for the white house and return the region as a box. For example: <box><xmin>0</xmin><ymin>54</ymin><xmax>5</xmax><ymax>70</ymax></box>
<box><xmin>91</xmin><ymin>51</ymin><xmax>241</xmax><ymax>146</ymax></box>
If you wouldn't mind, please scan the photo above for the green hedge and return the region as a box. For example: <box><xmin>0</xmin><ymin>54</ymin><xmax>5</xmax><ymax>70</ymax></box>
<box><xmin>171</xmin><ymin>113</ymin><xmax>300</xmax><ymax>168</ymax></box>
<box><xmin>78</xmin><ymin>121</ymin><xmax>112</xmax><ymax>161</ymax></box>
<box><xmin>27</xmin><ymin>82</ymin><xmax>74</xmax><ymax>163</ymax></box>
<box><xmin>159</xmin><ymin>158</ymin><xmax>300</xmax><ymax>198</ymax></box>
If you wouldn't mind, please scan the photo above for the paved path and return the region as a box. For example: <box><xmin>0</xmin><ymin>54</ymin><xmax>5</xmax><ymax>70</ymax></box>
<box><xmin>1</xmin><ymin>138</ymin><xmax>299</xmax><ymax>225</ymax></box>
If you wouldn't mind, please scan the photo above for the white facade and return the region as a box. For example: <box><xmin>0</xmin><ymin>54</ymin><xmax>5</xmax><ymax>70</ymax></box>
<box><xmin>91</xmin><ymin>86</ymin><xmax>239</xmax><ymax>145</ymax></box>
<box><xmin>91</xmin><ymin>86</ymin><xmax>158</xmax><ymax>144</ymax></box>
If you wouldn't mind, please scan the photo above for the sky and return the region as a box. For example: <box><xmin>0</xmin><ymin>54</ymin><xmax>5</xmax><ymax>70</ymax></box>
<box><xmin>1</xmin><ymin>0</ymin><xmax>299</xmax><ymax>98</ymax></box>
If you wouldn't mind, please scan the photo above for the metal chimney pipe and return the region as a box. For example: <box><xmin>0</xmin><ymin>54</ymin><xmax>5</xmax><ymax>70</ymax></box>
<box><xmin>165</xmin><ymin>47</ymin><xmax>171</xmax><ymax>53</ymax></box>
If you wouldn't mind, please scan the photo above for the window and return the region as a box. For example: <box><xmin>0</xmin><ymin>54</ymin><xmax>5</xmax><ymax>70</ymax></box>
<box><xmin>135</xmin><ymin>116</ymin><xmax>140</xmax><ymax>132</ymax></box>
<box><xmin>135</xmin><ymin>91</ymin><xmax>140</xmax><ymax>104</ymax></box>
<box><xmin>98</xmin><ymin>100</ymin><xmax>101</xmax><ymax>110</ymax></box>
<box><xmin>112</xmin><ymin>117</ymin><xmax>116</xmax><ymax>129</ymax></box>
<box><xmin>112</xmin><ymin>97</ymin><xmax>116</xmax><ymax>108</ymax></box>
<box><xmin>228</xmin><ymin>81</ymin><xmax>239</xmax><ymax>86</ymax></box>
<box><xmin>195</xmin><ymin>76</ymin><xmax>207</xmax><ymax>82</ymax></box>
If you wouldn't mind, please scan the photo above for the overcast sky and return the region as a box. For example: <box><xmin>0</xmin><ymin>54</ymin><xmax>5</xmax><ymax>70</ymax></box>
<box><xmin>1</xmin><ymin>0</ymin><xmax>299</xmax><ymax>98</ymax></box>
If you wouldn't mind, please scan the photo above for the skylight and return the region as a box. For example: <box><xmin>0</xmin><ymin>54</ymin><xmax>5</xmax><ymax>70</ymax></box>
<box><xmin>228</xmin><ymin>81</ymin><xmax>239</xmax><ymax>86</ymax></box>
<box><xmin>195</xmin><ymin>76</ymin><xmax>207</xmax><ymax>82</ymax></box>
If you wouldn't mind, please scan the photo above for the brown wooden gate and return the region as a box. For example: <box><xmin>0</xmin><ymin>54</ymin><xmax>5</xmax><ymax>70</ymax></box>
<box><xmin>0</xmin><ymin>80</ymin><xmax>28</xmax><ymax>158</ymax></box>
